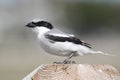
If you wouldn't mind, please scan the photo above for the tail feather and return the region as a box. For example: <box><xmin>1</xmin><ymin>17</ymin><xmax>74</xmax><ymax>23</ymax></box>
<box><xmin>92</xmin><ymin>51</ymin><xmax>115</xmax><ymax>56</ymax></box>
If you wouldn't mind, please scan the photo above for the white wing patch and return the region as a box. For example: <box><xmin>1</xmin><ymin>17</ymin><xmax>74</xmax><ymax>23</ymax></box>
<box><xmin>48</xmin><ymin>33</ymin><xmax>72</xmax><ymax>38</ymax></box>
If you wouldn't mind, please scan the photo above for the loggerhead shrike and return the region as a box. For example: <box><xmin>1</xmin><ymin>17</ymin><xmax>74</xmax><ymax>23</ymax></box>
<box><xmin>26</xmin><ymin>19</ymin><xmax>112</xmax><ymax>64</ymax></box>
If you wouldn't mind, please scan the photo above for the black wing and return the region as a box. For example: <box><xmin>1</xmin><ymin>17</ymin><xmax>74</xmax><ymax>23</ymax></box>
<box><xmin>45</xmin><ymin>34</ymin><xmax>92</xmax><ymax>48</ymax></box>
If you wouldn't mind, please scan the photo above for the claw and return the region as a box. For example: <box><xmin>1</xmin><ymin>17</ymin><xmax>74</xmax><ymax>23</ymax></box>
<box><xmin>53</xmin><ymin>62</ymin><xmax>63</xmax><ymax>64</ymax></box>
<box><xmin>53</xmin><ymin>61</ymin><xmax>76</xmax><ymax>64</ymax></box>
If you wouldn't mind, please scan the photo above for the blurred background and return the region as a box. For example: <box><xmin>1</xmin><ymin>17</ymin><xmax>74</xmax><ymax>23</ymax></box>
<box><xmin>0</xmin><ymin>0</ymin><xmax>120</xmax><ymax>80</ymax></box>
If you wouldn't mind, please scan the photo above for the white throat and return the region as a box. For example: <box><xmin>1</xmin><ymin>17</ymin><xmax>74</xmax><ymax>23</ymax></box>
<box><xmin>33</xmin><ymin>27</ymin><xmax>50</xmax><ymax>35</ymax></box>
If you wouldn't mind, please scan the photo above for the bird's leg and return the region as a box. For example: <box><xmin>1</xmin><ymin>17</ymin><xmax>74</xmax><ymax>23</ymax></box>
<box><xmin>62</xmin><ymin>52</ymin><xmax>76</xmax><ymax>64</ymax></box>
<box><xmin>53</xmin><ymin>51</ymin><xmax>76</xmax><ymax>64</ymax></box>
<box><xmin>63</xmin><ymin>53</ymin><xmax>74</xmax><ymax>63</ymax></box>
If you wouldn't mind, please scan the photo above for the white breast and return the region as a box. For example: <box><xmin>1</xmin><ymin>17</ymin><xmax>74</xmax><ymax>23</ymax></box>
<box><xmin>38</xmin><ymin>35</ymin><xmax>72</xmax><ymax>56</ymax></box>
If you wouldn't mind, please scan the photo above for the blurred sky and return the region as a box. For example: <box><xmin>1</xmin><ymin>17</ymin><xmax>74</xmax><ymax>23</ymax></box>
<box><xmin>0</xmin><ymin>0</ymin><xmax>120</xmax><ymax>80</ymax></box>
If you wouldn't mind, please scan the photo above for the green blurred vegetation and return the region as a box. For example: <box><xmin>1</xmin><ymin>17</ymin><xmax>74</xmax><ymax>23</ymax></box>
<box><xmin>65</xmin><ymin>2</ymin><xmax>120</xmax><ymax>34</ymax></box>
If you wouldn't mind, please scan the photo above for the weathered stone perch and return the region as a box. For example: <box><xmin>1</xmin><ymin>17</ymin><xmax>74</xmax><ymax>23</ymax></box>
<box><xmin>23</xmin><ymin>64</ymin><xmax>120</xmax><ymax>80</ymax></box>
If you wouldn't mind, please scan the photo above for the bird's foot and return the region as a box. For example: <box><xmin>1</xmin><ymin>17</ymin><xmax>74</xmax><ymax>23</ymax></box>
<box><xmin>63</xmin><ymin>60</ymin><xmax>76</xmax><ymax>64</ymax></box>
<box><xmin>53</xmin><ymin>62</ymin><xmax>63</xmax><ymax>64</ymax></box>
<box><xmin>53</xmin><ymin>60</ymin><xmax>76</xmax><ymax>64</ymax></box>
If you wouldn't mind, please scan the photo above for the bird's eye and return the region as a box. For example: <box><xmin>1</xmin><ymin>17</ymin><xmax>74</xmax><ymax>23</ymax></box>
<box><xmin>32</xmin><ymin>22</ymin><xmax>36</xmax><ymax>25</ymax></box>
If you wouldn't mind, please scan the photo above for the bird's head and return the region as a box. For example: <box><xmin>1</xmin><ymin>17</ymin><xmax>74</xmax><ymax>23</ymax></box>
<box><xmin>26</xmin><ymin>19</ymin><xmax>53</xmax><ymax>30</ymax></box>
<box><xmin>26</xmin><ymin>19</ymin><xmax>54</xmax><ymax>34</ymax></box>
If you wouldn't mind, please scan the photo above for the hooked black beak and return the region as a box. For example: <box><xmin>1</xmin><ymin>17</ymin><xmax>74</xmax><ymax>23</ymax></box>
<box><xmin>26</xmin><ymin>22</ymin><xmax>36</xmax><ymax>28</ymax></box>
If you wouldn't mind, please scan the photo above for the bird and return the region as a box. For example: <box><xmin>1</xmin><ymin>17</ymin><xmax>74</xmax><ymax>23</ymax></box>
<box><xmin>26</xmin><ymin>19</ymin><xmax>112</xmax><ymax>64</ymax></box>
